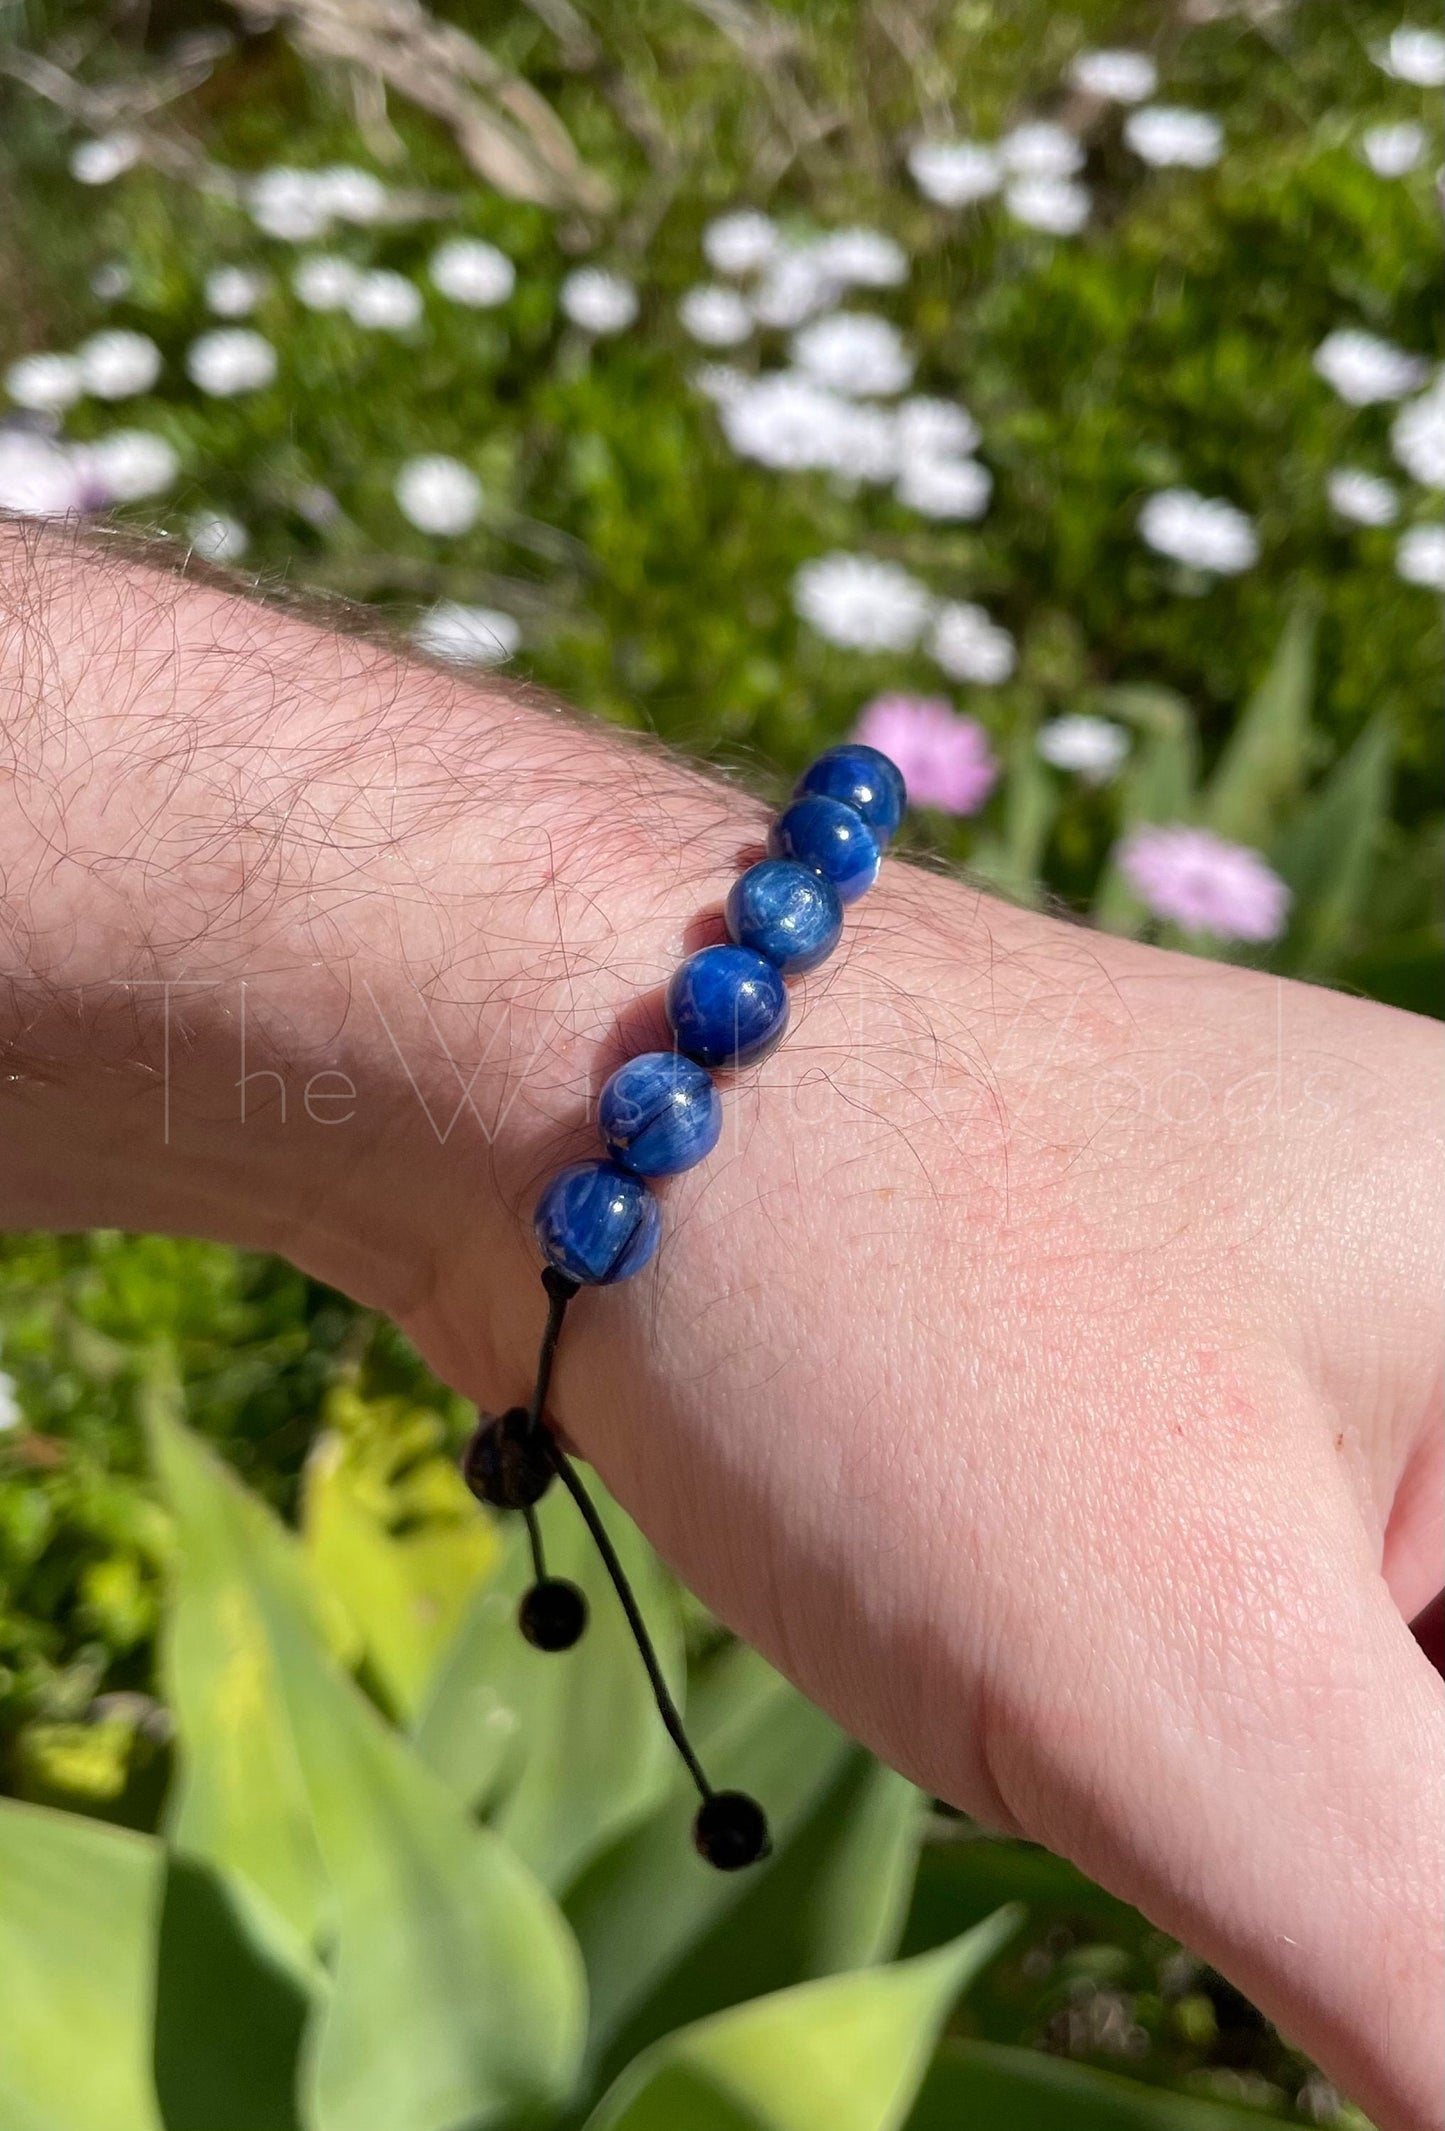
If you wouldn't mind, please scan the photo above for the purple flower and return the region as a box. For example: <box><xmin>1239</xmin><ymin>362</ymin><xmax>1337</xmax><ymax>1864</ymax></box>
<box><xmin>854</xmin><ymin>694</ymin><xmax>998</xmax><ymax>814</ymax></box>
<box><xmin>1119</xmin><ymin>825</ymin><xmax>1291</xmax><ymax>943</ymax></box>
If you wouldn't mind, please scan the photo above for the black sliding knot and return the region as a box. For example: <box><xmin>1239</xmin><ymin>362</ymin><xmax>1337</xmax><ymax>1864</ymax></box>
<box><xmin>541</xmin><ymin>1266</ymin><xmax>580</xmax><ymax>1306</ymax></box>
<box><xmin>693</xmin><ymin>1791</ymin><xmax>771</xmax><ymax>1871</ymax></box>
<box><xmin>462</xmin><ymin>1407</ymin><xmax>554</xmax><ymax>1510</ymax></box>
<box><xmin>458</xmin><ymin>1262</ymin><xmax>770</xmax><ymax>1870</ymax></box>
<box><xmin>519</xmin><ymin>1578</ymin><xmax>588</xmax><ymax>1650</ymax></box>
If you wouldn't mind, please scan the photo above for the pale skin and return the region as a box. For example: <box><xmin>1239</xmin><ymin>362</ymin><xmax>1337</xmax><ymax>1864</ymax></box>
<box><xmin>1</xmin><ymin>524</ymin><xmax>1440</xmax><ymax>2128</ymax></box>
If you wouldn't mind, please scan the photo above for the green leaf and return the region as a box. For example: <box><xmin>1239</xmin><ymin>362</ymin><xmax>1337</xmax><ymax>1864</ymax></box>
<box><xmin>150</xmin><ymin>1381</ymin><xmax>331</xmax><ymax>1952</ymax></box>
<box><xmin>0</xmin><ymin>1796</ymin><xmax>162</xmax><ymax>2131</ymax></box>
<box><xmin>565</xmin><ymin>1645</ymin><xmax>855</xmax><ymax>2067</ymax></box>
<box><xmin>1271</xmin><ymin>719</ymin><xmax>1394</xmax><ymax>975</ymax></box>
<box><xmin>595</xmin><ymin>1747</ymin><xmax>927</xmax><ymax>2091</ymax></box>
<box><xmin>149</xmin><ymin>1393</ymin><xmax>586</xmax><ymax>2131</ymax></box>
<box><xmin>301</xmin><ymin>1392</ymin><xmax>499</xmax><ymax>1725</ymax></box>
<box><xmin>412</xmin><ymin>1477</ymin><xmax>683</xmax><ymax>1893</ymax></box>
<box><xmin>581</xmin><ymin>1913</ymin><xmax>1019</xmax><ymax>2131</ymax></box>
<box><xmin>909</xmin><ymin>2039</ymin><xmax>1289</xmax><ymax>2130</ymax></box>
<box><xmin>153</xmin><ymin>1855</ymin><xmax>312</xmax><ymax>2131</ymax></box>
<box><xmin>1202</xmin><ymin>603</ymin><xmax>1317</xmax><ymax>847</ymax></box>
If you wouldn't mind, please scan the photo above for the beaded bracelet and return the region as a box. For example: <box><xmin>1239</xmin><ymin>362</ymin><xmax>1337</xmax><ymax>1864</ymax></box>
<box><xmin>462</xmin><ymin>740</ymin><xmax>906</xmax><ymax>1871</ymax></box>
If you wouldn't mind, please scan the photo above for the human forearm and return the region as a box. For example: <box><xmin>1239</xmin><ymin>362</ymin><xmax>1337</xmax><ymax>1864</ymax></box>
<box><xmin>1</xmin><ymin>521</ymin><xmax>1440</xmax><ymax>2131</ymax></box>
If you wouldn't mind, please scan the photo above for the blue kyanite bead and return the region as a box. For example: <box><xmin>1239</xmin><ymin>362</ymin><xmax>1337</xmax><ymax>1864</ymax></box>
<box><xmin>665</xmin><ymin>944</ymin><xmax>789</xmax><ymax>1069</ymax></box>
<box><xmin>794</xmin><ymin>744</ymin><xmax>907</xmax><ymax>844</ymax></box>
<box><xmin>534</xmin><ymin>1159</ymin><xmax>661</xmax><ymax>1285</ymax></box>
<box><xmin>768</xmin><ymin>794</ymin><xmax>880</xmax><ymax>905</ymax></box>
<box><xmin>598</xmin><ymin>1051</ymin><xmax>723</xmax><ymax>1177</ymax></box>
<box><xmin>725</xmin><ymin>859</ymin><xmax>843</xmax><ymax>976</ymax></box>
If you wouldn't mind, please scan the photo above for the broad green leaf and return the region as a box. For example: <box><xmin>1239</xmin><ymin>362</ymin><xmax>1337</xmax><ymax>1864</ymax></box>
<box><xmin>567</xmin><ymin>1645</ymin><xmax>883</xmax><ymax>2069</ymax></box>
<box><xmin>909</xmin><ymin>2039</ymin><xmax>1290</xmax><ymax>2130</ymax></box>
<box><xmin>412</xmin><ymin>1478</ymin><xmax>683</xmax><ymax>1893</ymax></box>
<box><xmin>1271</xmin><ymin>719</ymin><xmax>1394</xmax><ymax>975</ymax></box>
<box><xmin>901</xmin><ymin>1830</ymin><xmax>1145</xmax><ymax>1960</ymax></box>
<box><xmin>1202</xmin><ymin>603</ymin><xmax>1317</xmax><ymax>847</ymax></box>
<box><xmin>301</xmin><ymin>1391</ymin><xmax>498</xmax><ymax>1724</ymax></box>
<box><xmin>153</xmin><ymin>1855</ymin><xmax>313</xmax><ymax>2131</ymax></box>
<box><xmin>149</xmin><ymin>1378</ymin><xmax>331</xmax><ymax>1951</ymax></box>
<box><xmin>596</xmin><ymin>1748</ymin><xmax>927</xmax><ymax>2090</ymax></box>
<box><xmin>0</xmin><ymin>1796</ymin><xmax>162</xmax><ymax>2131</ymax></box>
<box><xmin>582</xmin><ymin>1913</ymin><xmax>1019</xmax><ymax>2131</ymax></box>
<box><xmin>150</xmin><ymin>1397</ymin><xmax>586</xmax><ymax>2131</ymax></box>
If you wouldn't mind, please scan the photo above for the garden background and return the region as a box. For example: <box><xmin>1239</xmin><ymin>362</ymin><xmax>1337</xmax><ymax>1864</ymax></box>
<box><xmin>0</xmin><ymin>2</ymin><xmax>1441</xmax><ymax>2128</ymax></box>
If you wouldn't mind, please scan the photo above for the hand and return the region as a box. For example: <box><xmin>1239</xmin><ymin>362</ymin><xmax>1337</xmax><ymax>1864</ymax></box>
<box><xmin>3</xmin><ymin>527</ymin><xmax>1439</xmax><ymax>2130</ymax></box>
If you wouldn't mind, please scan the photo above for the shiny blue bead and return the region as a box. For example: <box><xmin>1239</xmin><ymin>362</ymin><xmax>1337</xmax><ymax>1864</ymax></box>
<box><xmin>725</xmin><ymin>859</ymin><xmax>843</xmax><ymax>975</ymax></box>
<box><xmin>665</xmin><ymin>944</ymin><xmax>789</xmax><ymax>1069</ymax></box>
<box><xmin>794</xmin><ymin>744</ymin><xmax>907</xmax><ymax>844</ymax></box>
<box><xmin>598</xmin><ymin>1051</ymin><xmax>722</xmax><ymax>1177</ymax></box>
<box><xmin>534</xmin><ymin>1159</ymin><xmax>661</xmax><ymax>1285</ymax></box>
<box><xmin>768</xmin><ymin>795</ymin><xmax>880</xmax><ymax>904</ymax></box>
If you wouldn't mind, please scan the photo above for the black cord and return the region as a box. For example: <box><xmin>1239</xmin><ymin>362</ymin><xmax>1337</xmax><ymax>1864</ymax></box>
<box><xmin>521</xmin><ymin>1502</ymin><xmax>548</xmax><ymax>1584</ymax></box>
<box><xmin>528</xmin><ymin>1268</ymin><xmax>576</xmax><ymax>1430</ymax></box>
<box><xmin>545</xmin><ymin>1435</ymin><xmax>715</xmax><ymax>1804</ymax></box>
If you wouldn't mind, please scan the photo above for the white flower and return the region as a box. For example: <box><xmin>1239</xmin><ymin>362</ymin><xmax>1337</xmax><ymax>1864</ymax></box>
<box><xmin>412</xmin><ymin>602</ymin><xmax>521</xmax><ymax>665</ymax></box>
<box><xmin>895</xmin><ymin>397</ymin><xmax>980</xmax><ymax>460</ymax></box>
<box><xmin>907</xmin><ymin>140</ymin><xmax>1003</xmax><ymax>207</ymax></box>
<box><xmin>560</xmin><ymin>267</ymin><xmax>638</xmax><ymax>334</ymax></box>
<box><xmin>721</xmin><ymin>373</ymin><xmax>895</xmax><ymax>479</ymax></box>
<box><xmin>186</xmin><ymin>328</ymin><xmax>277</xmax><ymax>396</ymax></box>
<box><xmin>702</xmin><ymin>211</ymin><xmax>779</xmax><ymax>276</ymax></box>
<box><xmin>750</xmin><ymin>249</ymin><xmax>839</xmax><ymax>328</ymax></box>
<box><xmin>1139</xmin><ymin>488</ymin><xmax>1258</xmax><ymax>573</ymax></box>
<box><xmin>1037</xmin><ymin>714</ymin><xmax>1130</xmax><ymax>781</ymax></box>
<box><xmin>724</xmin><ymin>375</ymin><xmax>838</xmax><ymax>467</ymax></box>
<box><xmin>0</xmin><ymin>1372</ymin><xmax>20</xmax><ymax>1432</ymax></box>
<box><xmin>793</xmin><ymin>552</ymin><xmax>934</xmax><ymax>651</ymax></box>
<box><xmin>1006</xmin><ymin>178</ymin><xmax>1091</xmax><ymax>234</ymax></box>
<box><xmin>91</xmin><ymin>262</ymin><xmax>132</xmax><ymax>302</ymax></box>
<box><xmin>812</xmin><ymin>227</ymin><xmax>909</xmax><ymax>288</ymax></box>
<box><xmin>1391</xmin><ymin>379</ymin><xmax>1445</xmax><ymax>486</ymax></box>
<box><xmin>1327</xmin><ymin>468</ymin><xmax>1400</xmax><ymax>525</ymax></box>
<box><xmin>0</xmin><ymin>433</ymin><xmax>89</xmax><ymax>516</ymax></box>
<box><xmin>1124</xmin><ymin>106</ymin><xmax>1224</xmax><ymax>168</ymax></box>
<box><xmin>999</xmin><ymin>122</ymin><xmax>1084</xmax><ymax>179</ymax></box>
<box><xmin>429</xmin><ymin>238</ymin><xmax>515</xmax><ymax>307</ymax></box>
<box><xmin>1068</xmin><ymin>49</ymin><xmax>1157</xmax><ymax>103</ymax></box>
<box><xmin>316</xmin><ymin>165</ymin><xmax>389</xmax><ymax>224</ymax></box>
<box><xmin>1376</xmin><ymin>26</ymin><xmax>1445</xmax><ymax>85</ymax></box>
<box><xmin>679</xmin><ymin>286</ymin><xmax>754</xmax><ymax>347</ymax></box>
<box><xmin>1360</xmin><ymin>122</ymin><xmax>1428</xmax><ymax>177</ymax></box>
<box><xmin>929</xmin><ymin>601</ymin><xmax>1016</xmax><ymax>683</ymax></box>
<box><xmin>1313</xmin><ymin>328</ymin><xmax>1428</xmax><ymax>406</ymax></box>
<box><xmin>895</xmin><ymin>456</ymin><xmax>992</xmax><ymax>520</ymax></box>
<box><xmin>78</xmin><ymin>329</ymin><xmax>162</xmax><ymax>400</ymax></box>
<box><xmin>790</xmin><ymin>312</ymin><xmax>912</xmax><ymax>398</ymax></box>
<box><xmin>249</xmin><ymin>167</ymin><xmax>332</xmax><ymax>242</ymax></box>
<box><xmin>692</xmin><ymin>363</ymin><xmax>750</xmax><ymax>405</ymax></box>
<box><xmin>206</xmin><ymin>265</ymin><xmax>266</xmax><ymax>317</ymax></box>
<box><xmin>347</xmin><ymin>269</ymin><xmax>423</xmax><ymax>331</ymax></box>
<box><xmin>394</xmin><ymin>454</ymin><xmax>482</xmax><ymax>536</ymax></box>
<box><xmin>5</xmin><ymin>353</ymin><xmax>83</xmax><ymax>412</ymax></box>
<box><xmin>70</xmin><ymin>132</ymin><xmax>142</xmax><ymax>185</ymax></box>
<box><xmin>87</xmin><ymin>430</ymin><xmax>180</xmax><ymax>502</ymax></box>
<box><xmin>188</xmin><ymin>510</ymin><xmax>249</xmax><ymax>562</ymax></box>
<box><xmin>292</xmin><ymin>255</ymin><xmax>360</xmax><ymax>311</ymax></box>
<box><xmin>1396</xmin><ymin>523</ymin><xmax>1445</xmax><ymax>588</ymax></box>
